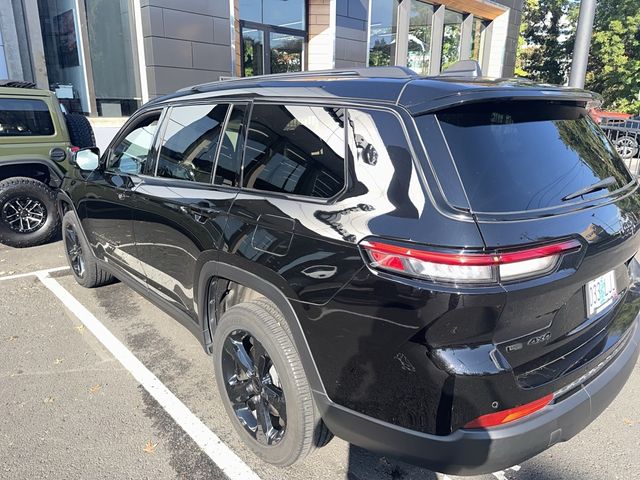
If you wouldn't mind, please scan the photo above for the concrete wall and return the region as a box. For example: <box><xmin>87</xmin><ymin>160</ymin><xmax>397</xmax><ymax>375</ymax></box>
<box><xmin>334</xmin><ymin>0</ymin><xmax>368</xmax><ymax>68</ymax></box>
<box><xmin>140</xmin><ymin>0</ymin><xmax>233</xmax><ymax>97</ymax></box>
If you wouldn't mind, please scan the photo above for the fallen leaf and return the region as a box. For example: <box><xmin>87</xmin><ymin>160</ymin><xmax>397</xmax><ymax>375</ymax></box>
<box><xmin>6</xmin><ymin>335</ymin><xmax>18</xmax><ymax>341</ymax></box>
<box><xmin>54</xmin><ymin>358</ymin><xmax>64</xmax><ymax>365</ymax></box>
<box><xmin>75</xmin><ymin>325</ymin><xmax>85</xmax><ymax>333</ymax></box>
<box><xmin>623</xmin><ymin>418</ymin><xmax>635</xmax><ymax>426</ymax></box>
<box><xmin>143</xmin><ymin>440</ymin><xmax>158</xmax><ymax>454</ymax></box>
<box><xmin>43</xmin><ymin>397</ymin><xmax>55</xmax><ymax>404</ymax></box>
<box><xmin>89</xmin><ymin>384</ymin><xmax>102</xmax><ymax>394</ymax></box>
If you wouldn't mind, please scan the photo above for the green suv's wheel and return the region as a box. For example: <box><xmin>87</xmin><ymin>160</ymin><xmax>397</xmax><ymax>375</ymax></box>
<box><xmin>0</xmin><ymin>177</ymin><xmax>59</xmax><ymax>248</ymax></box>
<box><xmin>212</xmin><ymin>299</ymin><xmax>332</xmax><ymax>466</ymax></box>
<box><xmin>62</xmin><ymin>211</ymin><xmax>114</xmax><ymax>288</ymax></box>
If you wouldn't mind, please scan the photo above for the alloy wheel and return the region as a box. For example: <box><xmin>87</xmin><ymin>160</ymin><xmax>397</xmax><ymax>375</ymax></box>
<box><xmin>221</xmin><ymin>330</ymin><xmax>287</xmax><ymax>446</ymax></box>
<box><xmin>1</xmin><ymin>196</ymin><xmax>46</xmax><ymax>233</ymax></box>
<box><xmin>615</xmin><ymin>136</ymin><xmax>639</xmax><ymax>160</ymax></box>
<box><xmin>64</xmin><ymin>224</ymin><xmax>85</xmax><ymax>277</ymax></box>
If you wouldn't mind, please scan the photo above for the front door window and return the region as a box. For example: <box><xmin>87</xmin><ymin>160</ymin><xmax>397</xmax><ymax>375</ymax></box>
<box><xmin>108</xmin><ymin>114</ymin><xmax>160</xmax><ymax>174</ymax></box>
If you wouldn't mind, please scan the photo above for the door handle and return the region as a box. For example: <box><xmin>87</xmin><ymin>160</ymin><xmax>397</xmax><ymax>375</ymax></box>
<box><xmin>186</xmin><ymin>203</ymin><xmax>222</xmax><ymax>221</ymax></box>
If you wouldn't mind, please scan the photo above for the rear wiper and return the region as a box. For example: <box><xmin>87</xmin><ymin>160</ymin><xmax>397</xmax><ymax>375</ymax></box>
<box><xmin>562</xmin><ymin>176</ymin><xmax>617</xmax><ymax>201</ymax></box>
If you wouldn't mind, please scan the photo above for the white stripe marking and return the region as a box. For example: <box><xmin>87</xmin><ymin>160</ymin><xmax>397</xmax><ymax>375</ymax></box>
<box><xmin>0</xmin><ymin>266</ymin><xmax>69</xmax><ymax>282</ymax></box>
<box><xmin>36</xmin><ymin>272</ymin><xmax>261</xmax><ymax>480</ymax></box>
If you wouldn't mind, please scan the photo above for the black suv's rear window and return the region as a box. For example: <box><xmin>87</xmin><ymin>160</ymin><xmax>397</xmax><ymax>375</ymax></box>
<box><xmin>429</xmin><ymin>101</ymin><xmax>632</xmax><ymax>213</ymax></box>
<box><xmin>0</xmin><ymin>98</ymin><xmax>54</xmax><ymax>137</ymax></box>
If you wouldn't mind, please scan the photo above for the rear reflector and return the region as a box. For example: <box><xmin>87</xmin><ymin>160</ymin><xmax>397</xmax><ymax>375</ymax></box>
<box><xmin>360</xmin><ymin>239</ymin><xmax>581</xmax><ymax>284</ymax></box>
<box><xmin>464</xmin><ymin>394</ymin><xmax>554</xmax><ymax>429</ymax></box>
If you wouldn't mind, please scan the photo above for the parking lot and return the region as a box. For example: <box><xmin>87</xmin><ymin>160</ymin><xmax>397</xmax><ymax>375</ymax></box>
<box><xmin>1</xmin><ymin>239</ymin><xmax>639</xmax><ymax>480</ymax></box>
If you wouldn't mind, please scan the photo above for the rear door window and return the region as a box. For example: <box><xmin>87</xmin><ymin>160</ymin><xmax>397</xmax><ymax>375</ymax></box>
<box><xmin>243</xmin><ymin>104</ymin><xmax>346</xmax><ymax>199</ymax></box>
<box><xmin>427</xmin><ymin>101</ymin><xmax>633</xmax><ymax>213</ymax></box>
<box><xmin>0</xmin><ymin>98</ymin><xmax>54</xmax><ymax>136</ymax></box>
<box><xmin>157</xmin><ymin>104</ymin><xmax>230</xmax><ymax>183</ymax></box>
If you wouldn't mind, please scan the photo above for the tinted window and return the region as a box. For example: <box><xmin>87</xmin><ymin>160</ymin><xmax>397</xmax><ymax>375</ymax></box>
<box><xmin>109</xmin><ymin>114</ymin><xmax>160</xmax><ymax>174</ymax></box>
<box><xmin>431</xmin><ymin>101</ymin><xmax>633</xmax><ymax>212</ymax></box>
<box><xmin>157</xmin><ymin>104</ymin><xmax>229</xmax><ymax>183</ymax></box>
<box><xmin>214</xmin><ymin>104</ymin><xmax>246</xmax><ymax>187</ymax></box>
<box><xmin>243</xmin><ymin>104</ymin><xmax>346</xmax><ymax>198</ymax></box>
<box><xmin>0</xmin><ymin>98</ymin><xmax>54</xmax><ymax>136</ymax></box>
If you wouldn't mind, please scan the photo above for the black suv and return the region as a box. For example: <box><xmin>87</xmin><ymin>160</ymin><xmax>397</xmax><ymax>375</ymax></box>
<box><xmin>58</xmin><ymin>67</ymin><xmax>640</xmax><ymax>475</ymax></box>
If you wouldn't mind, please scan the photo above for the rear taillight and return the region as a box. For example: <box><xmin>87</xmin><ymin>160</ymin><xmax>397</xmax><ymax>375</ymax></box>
<box><xmin>463</xmin><ymin>394</ymin><xmax>554</xmax><ymax>429</ymax></box>
<box><xmin>360</xmin><ymin>239</ymin><xmax>581</xmax><ymax>285</ymax></box>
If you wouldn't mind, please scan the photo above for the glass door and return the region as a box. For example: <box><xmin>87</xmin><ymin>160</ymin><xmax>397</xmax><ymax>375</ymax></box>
<box><xmin>269</xmin><ymin>32</ymin><xmax>303</xmax><ymax>74</ymax></box>
<box><xmin>243</xmin><ymin>29</ymin><xmax>265</xmax><ymax>77</ymax></box>
<box><xmin>407</xmin><ymin>0</ymin><xmax>434</xmax><ymax>75</ymax></box>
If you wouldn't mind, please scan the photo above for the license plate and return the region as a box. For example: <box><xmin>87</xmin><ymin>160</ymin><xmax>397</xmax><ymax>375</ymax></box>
<box><xmin>586</xmin><ymin>270</ymin><xmax>617</xmax><ymax>317</ymax></box>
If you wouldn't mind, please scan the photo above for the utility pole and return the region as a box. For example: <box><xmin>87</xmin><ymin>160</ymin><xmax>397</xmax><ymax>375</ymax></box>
<box><xmin>569</xmin><ymin>0</ymin><xmax>597</xmax><ymax>88</ymax></box>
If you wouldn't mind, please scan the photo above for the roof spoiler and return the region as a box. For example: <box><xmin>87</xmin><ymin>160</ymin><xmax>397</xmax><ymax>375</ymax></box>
<box><xmin>439</xmin><ymin>60</ymin><xmax>483</xmax><ymax>78</ymax></box>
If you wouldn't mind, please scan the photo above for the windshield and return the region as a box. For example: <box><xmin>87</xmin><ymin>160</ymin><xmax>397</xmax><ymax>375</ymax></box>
<box><xmin>427</xmin><ymin>101</ymin><xmax>633</xmax><ymax>213</ymax></box>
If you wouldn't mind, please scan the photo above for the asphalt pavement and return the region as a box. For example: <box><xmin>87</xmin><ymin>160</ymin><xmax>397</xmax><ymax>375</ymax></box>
<box><xmin>1</xmin><ymin>240</ymin><xmax>639</xmax><ymax>480</ymax></box>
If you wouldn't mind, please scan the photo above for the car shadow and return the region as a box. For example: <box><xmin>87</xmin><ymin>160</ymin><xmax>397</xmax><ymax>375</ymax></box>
<box><xmin>346</xmin><ymin>445</ymin><xmax>438</xmax><ymax>480</ymax></box>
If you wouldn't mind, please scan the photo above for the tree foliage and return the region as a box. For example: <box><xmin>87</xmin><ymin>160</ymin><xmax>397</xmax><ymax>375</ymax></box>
<box><xmin>585</xmin><ymin>1</ymin><xmax>640</xmax><ymax>114</ymax></box>
<box><xmin>516</xmin><ymin>0</ymin><xmax>640</xmax><ymax>114</ymax></box>
<box><xmin>516</xmin><ymin>0</ymin><xmax>574</xmax><ymax>84</ymax></box>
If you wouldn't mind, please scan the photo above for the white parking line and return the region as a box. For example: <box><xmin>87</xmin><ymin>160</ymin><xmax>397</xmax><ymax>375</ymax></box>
<box><xmin>0</xmin><ymin>266</ymin><xmax>69</xmax><ymax>282</ymax></box>
<box><xmin>36</xmin><ymin>271</ymin><xmax>261</xmax><ymax>480</ymax></box>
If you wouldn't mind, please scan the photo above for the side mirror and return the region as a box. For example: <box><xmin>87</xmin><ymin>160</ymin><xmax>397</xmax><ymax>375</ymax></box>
<box><xmin>71</xmin><ymin>147</ymin><xmax>101</xmax><ymax>171</ymax></box>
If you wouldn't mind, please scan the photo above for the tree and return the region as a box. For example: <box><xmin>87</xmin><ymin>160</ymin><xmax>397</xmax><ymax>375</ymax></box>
<box><xmin>584</xmin><ymin>0</ymin><xmax>640</xmax><ymax>114</ymax></box>
<box><xmin>516</xmin><ymin>0</ymin><xmax>574</xmax><ymax>83</ymax></box>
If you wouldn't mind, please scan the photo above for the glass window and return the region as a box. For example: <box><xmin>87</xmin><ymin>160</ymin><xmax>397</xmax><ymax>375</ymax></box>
<box><xmin>109</xmin><ymin>114</ymin><xmax>160</xmax><ymax>174</ymax></box>
<box><xmin>84</xmin><ymin>0</ymin><xmax>141</xmax><ymax>116</ymax></box>
<box><xmin>243</xmin><ymin>104</ymin><xmax>346</xmax><ymax>198</ymax></box>
<box><xmin>471</xmin><ymin>18</ymin><xmax>489</xmax><ymax>62</ymax></box>
<box><xmin>408</xmin><ymin>1</ymin><xmax>434</xmax><ymax>75</ymax></box>
<box><xmin>0</xmin><ymin>99</ymin><xmax>55</xmax><ymax>137</ymax></box>
<box><xmin>0</xmin><ymin>29</ymin><xmax>7</xmax><ymax>80</ymax></box>
<box><xmin>441</xmin><ymin>9</ymin><xmax>463</xmax><ymax>70</ymax></box>
<box><xmin>369</xmin><ymin>0</ymin><xmax>399</xmax><ymax>66</ymax></box>
<box><xmin>239</xmin><ymin>0</ymin><xmax>305</xmax><ymax>29</ymax></box>
<box><xmin>263</xmin><ymin>0</ymin><xmax>305</xmax><ymax>29</ymax></box>
<box><xmin>431</xmin><ymin>101</ymin><xmax>633</xmax><ymax>212</ymax></box>
<box><xmin>239</xmin><ymin>0</ymin><xmax>262</xmax><ymax>24</ymax></box>
<box><xmin>214</xmin><ymin>105</ymin><xmax>247</xmax><ymax>187</ymax></box>
<box><xmin>243</xmin><ymin>29</ymin><xmax>265</xmax><ymax>77</ymax></box>
<box><xmin>270</xmin><ymin>33</ymin><xmax>303</xmax><ymax>74</ymax></box>
<box><xmin>157</xmin><ymin>104</ymin><xmax>230</xmax><ymax>183</ymax></box>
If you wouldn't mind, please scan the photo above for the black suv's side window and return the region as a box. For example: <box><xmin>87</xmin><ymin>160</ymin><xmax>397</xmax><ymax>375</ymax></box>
<box><xmin>0</xmin><ymin>98</ymin><xmax>54</xmax><ymax>136</ymax></box>
<box><xmin>243</xmin><ymin>104</ymin><xmax>346</xmax><ymax>198</ymax></box>
<box><xmin>157</xmin><ymin>104</ymin><xmax>229</xmax><ymax>183</ymax></box>
<box><xmin>108</xmin><ymin>113</ymin><xmax>160</xmax><ymax>174</ymax></box>
<box><xmin>214</xmin><ymin>104</ymin><xmax>247</xmax><ymax>187</ymax></box>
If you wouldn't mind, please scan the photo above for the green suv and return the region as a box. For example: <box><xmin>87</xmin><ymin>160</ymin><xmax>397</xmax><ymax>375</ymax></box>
<box><xmin>0</xmin><ymin>81</ymin><xmax>94</xmax><ymax>247</ymax></box>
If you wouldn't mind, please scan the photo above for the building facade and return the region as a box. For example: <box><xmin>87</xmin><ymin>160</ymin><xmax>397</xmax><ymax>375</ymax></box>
<box><xmin>0</xmin><ymin>0</ymin><xmax>522</xmax><ymax>116</ymax></box>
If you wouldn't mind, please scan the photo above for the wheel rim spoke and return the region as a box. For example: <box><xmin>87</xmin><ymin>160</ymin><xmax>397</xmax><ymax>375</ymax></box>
<box><xmin>226</xmin><ymin>374</ymin><xmax>252</xmax><ymax>406</ymax></box>
<box><xmin>255</xmin><ymin>398</ymin><xmax>278</xmax><ymax>445</ymax></box>
<box><xmin>224</xmin><ymin>337</ymin><xmax>256</xmax><ymax>377</ymax></box>
<box><xmin>262</xmin><ymin>383</ymin><xmax>287</xmax><ymax>423</ymax></box>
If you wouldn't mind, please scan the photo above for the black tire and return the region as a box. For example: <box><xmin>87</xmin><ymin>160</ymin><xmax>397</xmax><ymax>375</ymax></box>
<box><xmin>62</xmin><ymin>211</ymin><xmax>114</xmax><ymax>288</ymax></box>
<box><xmin>0</xmin><ymin>177</ymin><xmax>59</xmax><ymax>248</ymax></box>
<box><xmin>212</xmin><ymin>299</ymin><xmax>332</xmax><ymax>466</ymax></box>
<box><xmin>65</xmin><ymin>113</ymin><xmax>95</xmax><ymax>148</ymax></box>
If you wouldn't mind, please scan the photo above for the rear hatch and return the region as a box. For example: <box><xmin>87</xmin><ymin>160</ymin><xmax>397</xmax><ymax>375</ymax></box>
<box><xmin>427</xmin><ymin>99</ymin><xmax>640</xmax><ymax>390</ymax></box>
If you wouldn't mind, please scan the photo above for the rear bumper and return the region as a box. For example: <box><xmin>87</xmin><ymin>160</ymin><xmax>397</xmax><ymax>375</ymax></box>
<box><xmin>317</xmin><ymin>319</ymin><xmax>639</xmax><ymax>476</ymax></box>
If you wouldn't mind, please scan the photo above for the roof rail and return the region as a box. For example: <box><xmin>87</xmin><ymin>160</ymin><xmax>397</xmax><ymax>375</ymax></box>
<box><xmin>0</xmin><ymin>80</ymin><xmax>37</xmax><ymax>89</ymax></box>
<box><xmin>188</xmin><ymin>66</ymin><xmax>417</xmax><ymax>93</ymax></box>
<box><xmin>439</xmin><ymin>60</ymin><xmax>483</xmax><ymax>78</ymax></box>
